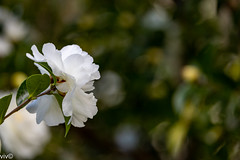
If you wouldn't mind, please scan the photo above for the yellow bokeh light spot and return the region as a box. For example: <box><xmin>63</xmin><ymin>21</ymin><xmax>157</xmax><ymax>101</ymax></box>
<box><xmin>11</xmin><ymin>72</ymin><xmax>27</xmax><ymax>88</ymax></box>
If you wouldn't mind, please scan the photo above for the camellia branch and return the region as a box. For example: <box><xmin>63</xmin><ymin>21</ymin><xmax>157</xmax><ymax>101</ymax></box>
<box><xmin>3</xmin><ymin>98</ymin><xmax>32</xmax><ymax>120</ymax></box>
<box><xmin>3</xmin><ymin>87</ymin><xmax>54</xmax><ymax>121</ymax></box>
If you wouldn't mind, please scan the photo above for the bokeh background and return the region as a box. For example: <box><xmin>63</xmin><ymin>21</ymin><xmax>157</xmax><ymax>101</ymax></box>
<box><xmin>0</xmin><ymin>0</ymin><xmax>240</xmax><ymax>159</ymax></box>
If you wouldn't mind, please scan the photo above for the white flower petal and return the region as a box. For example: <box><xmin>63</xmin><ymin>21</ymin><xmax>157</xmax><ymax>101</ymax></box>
<box><xmin>48</xmin><ymin>60</ymin><xmax>64</xmax><ymax>77</ymax></box>
<box><xmin>56</xmin><ymin>82</ymin><xmax>69</xmax><ymax>93</ymax></box>
<box><xmin>61</xmin><ymin>44</ymin><xmax>82</xmax><ymax>61</ymax></box>
<box><xmin>63</xmin><ymin>54</ymin><xmax>84</xmax><ymax>76</ymax></box>
<box><xmin>90</xmin><ymin>69</ymin><xmax>101</xmax><ymax>80</ymax></box>
<box><xmin>42</xmin><ymin>43</ymin><xmax>56</xmax><ymax>57</ymax></box>
<box><xmin>75</xmin><ymin>68</ymin><xmax>91</xmax><ymax>87</ymax></box>
<box><xmin>81</xmin><ymin>51</ymin><xmax>88</xmax><ymax>56</ymax></box>
<box><xmin>71</xmin><ymin>116</ymin><xmax>86</xmax><ymax>128</ymax></box>
<box><xmin>26</xmin><ymin>45</ymin><xmax>45</xmax><ymax>62</ymax></box>
<box><xmin>34</xmin><ymin>63</ymin><xmax>49</xmax><ymax>75</ymax></box>
<box><xmin>35</xmin><ymin>97</ymin><xmax>51</xmax><ymax>124</ymax></box>
<box><xmin>62</xmin><ymin>88</ymin><xmax>74</xmax><ymax>117</ymax></box>
<box><xmin>31</xmin><ymin>45</ymin><xmax>45</xmax><ymax>61</ymax></box>
<box><xmin>26</xmin><ymin>53</ymin><xmax>35</xmax><ymax>61</ymax></box>
<box><xmin>42</xmin><ymin>96</ymin><xmax>65</xmax><ymax>126</ymax></box>
<box><xmin>35</xmin><ymin>95</ymin><xmax>64</xmax><ymax>126</ymax></box>
<box><xmin>83</xmin><ymin>54</ymin><xmax>93</xmax><ymax>64</ymax></box>
<box><xmin>71</xmin><ymin>88</ymin><xmax>98</xmax><ymax>119</ymax></box>
<box><xmin>82</xmin><ymin>81</ymin><xmax>95</xmax><ymax>92</ymax></box>
<box><xmin>42</xmin><ymin>43</ymin><xmax>64</xmax><ymax>76</ymax></box>
<box><xmin>56</xmin><ymin>73</ymin><xmax>75</xmax><ymax>92</ymax></box>
<box><xmin>82</xmin><ymin>63</ymin><xmax>99</xmax><ymax>78</ymax></box>
<box><xmin>26</xmin><ymin>100</ymin><xmax>38</xmax><ymax>113</ymax></box>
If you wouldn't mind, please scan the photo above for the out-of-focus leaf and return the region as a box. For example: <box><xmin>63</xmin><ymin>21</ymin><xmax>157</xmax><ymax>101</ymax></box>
<box><xmin>172</xmin><ymin>84</ymin><xmax>192</xmax><ymax>113</ymax></box>
<box><xmin>224</xmin><ymin>57</ymin><xmax>240</xmax><ymax>82</ymax></box>
<box><xmin>167</xmin><ymin>121</ymin><xmax>188</xmax><ymax>156</ymax></box>
<box><xmin>0</xmin><ymin>94</ymin><xmax>12</xmax><ymax>124</ymax></box>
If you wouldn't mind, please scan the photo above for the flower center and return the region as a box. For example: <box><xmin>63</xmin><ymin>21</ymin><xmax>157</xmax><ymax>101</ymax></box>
<box><xmin>56</xmin><ymin>77</ymin><xmax>66</xmax><ymax>83</ymax></box>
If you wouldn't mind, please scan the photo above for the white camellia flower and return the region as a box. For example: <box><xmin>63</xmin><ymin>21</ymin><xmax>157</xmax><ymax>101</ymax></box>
<box><xmin>26</xmin><ymin>43</ymin><xmax>100</xmax><ymax>127</ymax></box>
<box><xmin>0</xmin><ymin>91</ymin><xmax>50</xmax><ymax>159</ymax></box>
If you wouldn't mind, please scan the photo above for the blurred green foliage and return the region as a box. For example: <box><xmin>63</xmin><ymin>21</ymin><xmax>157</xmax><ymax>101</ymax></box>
<box><xmin>1</xmin><ymin>0</ymin><xmax>240</xmax><ymax>159</ymax></box>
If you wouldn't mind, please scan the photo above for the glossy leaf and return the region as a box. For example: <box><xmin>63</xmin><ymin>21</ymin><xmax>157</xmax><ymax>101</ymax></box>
<box><xmin>16</xmin><ymin>80</ymin><xmax>29</xmax><ymax>106</ymax></box>
<box><xmin>54</xmin><ymin>94</ymin><xmax>71</xmax><ymax>137</ymax></box>
<box><xmin>26</xmin><ymin>74</ymin><xmax>50</xmax><ymax>98</ymax></box>
<box><xmin>36</xmin><ymin>62</ymin><xmax>57</xmax><ymax>85</ymax></box>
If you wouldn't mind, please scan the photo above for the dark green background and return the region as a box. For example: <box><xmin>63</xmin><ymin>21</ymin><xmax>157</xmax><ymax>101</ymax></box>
<box><xmin>1</xmin><ymin>0</ymin><xmax>240</xmax><ymax>159</ymax></box>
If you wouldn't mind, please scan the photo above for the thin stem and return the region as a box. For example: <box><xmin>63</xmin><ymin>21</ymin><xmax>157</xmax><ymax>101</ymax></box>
<box><xmin>3</xmin><ymin>87</ymin><xmax>54</xmax><ymax>121</ymax></box>
<box><xmin>36</xmin><ymin>85</ymin><xmax>56</xmax><ymax>98</ymax></box>
<box><xmin>3</xmin><ymin>98</ymin><xmax>31</xmax><ymax>120</ymax></box>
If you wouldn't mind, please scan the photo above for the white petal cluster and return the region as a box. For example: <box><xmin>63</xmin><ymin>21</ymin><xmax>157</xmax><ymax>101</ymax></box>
<box><xmin>0</xmin><ymin>91</ymin><xmax>50</xmax><ymax>159</ymax></box>
<box><xmin>26</xmin><ymin>43</ymin><xmax>100</xmax><ymax>127</ymax></box>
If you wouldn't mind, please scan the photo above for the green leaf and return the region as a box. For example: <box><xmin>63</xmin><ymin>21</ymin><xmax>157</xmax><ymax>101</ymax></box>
<box><xmin>64</xmin><ymin>117</ymin><xmax>71</xmax><ymax>137</ymax></box>
<box><xmin>0</xmin><ymin>94</ymin><xmax>12</xmax><ymax>124</ymax></box>
<box><xmin>16</xmin><ymin>80</ymin><xmax>29</xmax><ymax>106</ymax></box>
<box><xmin>26</xmin><ymin>74</ymin><xmax>51</xmax><ymax>98</ymax></box>
<box><xmin>54</xmin><ymin>94</ymin><xmax>72</xmax><ymax>137</ymax></box>
<box><xmin>36</xmin><ymin>62</ymin><xmax>57</xmax><ymax>85</ymax></box>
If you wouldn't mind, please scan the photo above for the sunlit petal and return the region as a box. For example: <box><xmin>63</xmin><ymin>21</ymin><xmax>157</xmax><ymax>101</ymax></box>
<box><xmin>31</xmin><ymin>45</ymin><xmax>45</xmax><ymax>61</ymax></box>
<box><xmin>71</xmin><ymin>88</ymin><xmax>98</xmax><ymax>119</ymax></box>
<box><xmin>61</xmin><ymin>44</ymin><xmax>82</xmax><ymax>61</ymax></box>
<box><xmin>35</xmin><ymin>95</ymin><xmax>64</xmax><ymax>126</ymax></box>
<box><xmin>82</xmin><ymin>81</ymin><xmax>95</xmax><ymax>92</ymax></box>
